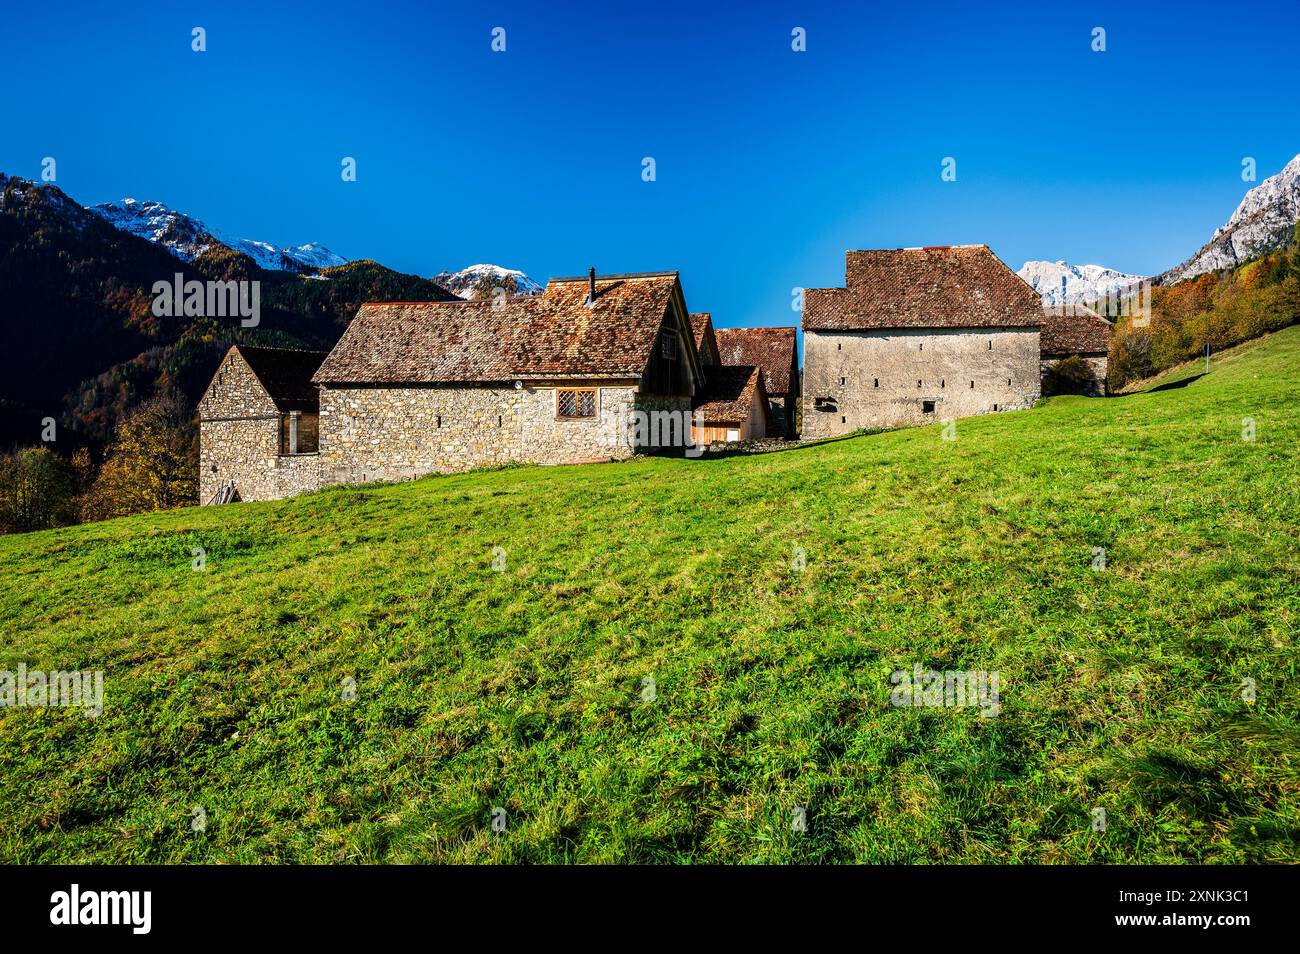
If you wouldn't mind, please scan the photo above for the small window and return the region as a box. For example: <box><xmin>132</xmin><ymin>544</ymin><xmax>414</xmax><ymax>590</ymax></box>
<box><xmin>837</xmin><ymin>342</ymin><xmax>842</xmax><ymax>350</ymax></box>
<box><xmin>970</xmin><ymin>381</ymin><xmax>975</xmax><ymax>389</ymax></box>
<box><xmin>988</xmin><ymin>340</ymin><xmax>993</xmax><ymax>350</ymax></box>
<box><xmin>498</xmin><ymin>415</ymin><xmax>503</xmax><ymax>427</ymax></box>
<box><xmin>873</xmin><ymin>378</ymin><xmax>879</xmax><ymax>388</ymax></box>
<box><xmin>841</xmin><ymin>416</ymin><xmax>846</xmax><ymax>424</ymax></box>
<box><xmin>917</xmin><ymin>380</ymin><xmax>922</xmax><ymax>388</ymax></box>
<box><xmin>436</xmin><ymin>415</ymin><xmax>441</xmax><ymax>428</ymax></box>
<box><xmin>940</xmin><ymin>379</ymin><xmax>945</xmax><ymax>388</ymax></box>
<box><xmin>840</xmin><ymin>376</ymin><xmax>846</xmax><ymax>385</ymax></box>
<box><xmin>660</xmin><ymin>330</ymin><xmax>677</xmax><ymax>361</ymax></box>
<box><xmin>557</xmin><ymin>388</ymin><xmax>597</xmax><ymax>419</ymax></box>
<box><xmin>919</xmin><ymin>343</ymin><xmax>923</xmax><ymax>351</ymax></box>
<box><xmin>1007</xmin><ymin>378</ymin><xmax>1012</xmax><ymax>386</ymax></box>
<box><xmin>922</xmin><ymin>400</ymin><xmax>936</xmax><ymax>413</ymax></box>
<box><xmin>994</xmin><ymin>404</ymin><xmax>999</xmax><ymax>411</ymax></box>
<box><xmin>726</xmin><ymin>428</ymin><xmax>740</xmax><ymax>441</ymax></box>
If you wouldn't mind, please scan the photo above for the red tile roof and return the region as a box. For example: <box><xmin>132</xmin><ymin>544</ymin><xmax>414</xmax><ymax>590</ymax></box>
<box><xmin>804</xmin><ymin>245</ymin><xmax>1043</xmax><ymax>331</ymax></box>
<box><xmin>714</xmin><ymin>326</ymin><xmax>797</xmax><ymax>395</ymax></box>
<box><xmin>690</xmin><ymin>312</ymin><xmax>721</xmax><ymax>366</ymax></box>
<box><xmin>692</xmin><ymin>365</ymin><xmax>765</xmax><ymax>424</ymax></box>
<box><xmin>314</xmin><ymin>273</ymin><xmax>682</xmax><ymax>384</ymax></box>
<box><xmin>235</xmin><ymin>346</ymin><xmax>328</xmax><ymax>412</ymax></box>
<box><xmin>1040</xmin><ymin>304</ymin><xmax>1112</xmax><ymax>356</ymax></box>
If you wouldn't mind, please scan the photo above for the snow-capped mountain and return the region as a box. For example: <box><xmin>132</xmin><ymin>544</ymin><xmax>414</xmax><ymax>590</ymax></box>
<box><xmin>1160</xmin><ymin>153</ymin><xmax>1300</xmax><ymax>284</ymax></box>
<box><xmin>88</xmin><ymin>198</ymin><xmax>347</xmax><ymax>273</ymax></box>
<box><xmin>1017</xmin><ymin>260</ymin><xmax>1147</xmax><ymax>305</ymax></box>
<box><xmin>433</xmin><ymin>263</ymin><xmax>542</xmax><ymax>299</ymax></box>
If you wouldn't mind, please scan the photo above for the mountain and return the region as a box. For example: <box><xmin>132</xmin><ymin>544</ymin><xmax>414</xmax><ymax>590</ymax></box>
<box><xmin>1017</xmin><ymin>260</ymin><xmax>1147</xmax><ymax>305</ymax></box>
<box><xmin>433</xmin><ymin>263</ymin><xmax>542</xmax><ymax>299</ymax></box>
<box><xmin>89</xmin><ymin>198</ymin><xmax>348</xmax><ymax>274</ymax></box>
<box><xmin>0</xmin><ymin>174</ymin><xmax>456</xmax><ymax>447</ymax></box>
<box><xmin>1160</xmin><ymin>154</ymin><xmax>1300</xmax><ymax>285</ymax></box>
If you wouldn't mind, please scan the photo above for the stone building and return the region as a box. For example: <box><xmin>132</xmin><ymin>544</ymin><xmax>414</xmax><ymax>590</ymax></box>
<box><xmin>1040</xmin><ymin>304</ymin><xmax>1112</xmax><ymax>396</ymax></box>
<box><xmin>199</xmin><ymin>270</ymin><xmax>706</xmax><ymax>502</ymax></box>
<box><xmin>692</xmin><ymin>365</ymin><xmax>770</xmax><ymax>443</ymax></box>
<box><xmin>801</xmin><ymin>246</ymin><xmax>1044</xmax><ymax>438</ymax></box>
<box><xmin>197</xmin><ymin>345</ymin><xmax>329</xmax><ymax>503</ymax></box>
<box><xmin>714</xmin><ymin>326</ymin><xmax>800</xmax><ymax>438</ymax></box>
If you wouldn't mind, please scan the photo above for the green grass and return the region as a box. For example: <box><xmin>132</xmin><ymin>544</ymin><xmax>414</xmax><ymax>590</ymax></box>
<box><xmin>3</xmin><ymin>328</ymin><xmax>1299</xmax><ymax>864</ymax></box>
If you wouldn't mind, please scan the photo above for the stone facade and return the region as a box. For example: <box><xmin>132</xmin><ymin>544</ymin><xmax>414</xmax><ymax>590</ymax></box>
<box><xmin>317</xmin><ymin>382</ymin><xmax>692</xmax><ymax>486</ymax></box>
<box><xmin>198</xmin><ymin>348</ymin><xmax>326</xmax><ymax>503</ymax></box>
<box><xmin>801</xmin><ymin>327</ymin><xmax>1041</xmax><ymax>438</ymax></box>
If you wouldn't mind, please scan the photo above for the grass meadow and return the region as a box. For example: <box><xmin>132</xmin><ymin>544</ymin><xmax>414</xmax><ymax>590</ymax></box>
<box><xmin>2</xmin><ymin>327</ymin><xmax>1298</xmax><ymax>863</ymax></box>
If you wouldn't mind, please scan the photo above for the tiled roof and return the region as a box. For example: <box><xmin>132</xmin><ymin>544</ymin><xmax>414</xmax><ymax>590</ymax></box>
<box><xmin>235</xmin><ymin>345</ymin><xmax>328</xmax><ymax>412</ymax></box>
<box><xmin>692</xmin><ymin>364</ymin><xmax>764</xmax><ymax>423</ymax></box>
<box><xmin>314</xmin><ymin>273</ymin><xmax>681</xmax><ymax>383</ymax></box>
<box><xmin>804</xmin><ymin>245</ymin><xmax>1043</xmax><ymax>331</ymax></box>
<box><xmin>714</xmin><ymin>326</ymin><xmax>797</xmax><ymax>394</ymax></box>
<box><xmin>1040</xmin><ymin>304</ymin><xmax>1112</xmax><ymax>356</ymax></box>
<box><xmin>690</xmin><ymin>312</ymin><xmax>721</xmax><ymax>366</ymax></box>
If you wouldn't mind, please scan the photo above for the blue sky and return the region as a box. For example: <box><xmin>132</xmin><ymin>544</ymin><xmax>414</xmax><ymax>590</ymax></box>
<box><xmin>4</xmin><ymin>0</ymin><xmax>1299</xmax><ymax>331</ymax></box>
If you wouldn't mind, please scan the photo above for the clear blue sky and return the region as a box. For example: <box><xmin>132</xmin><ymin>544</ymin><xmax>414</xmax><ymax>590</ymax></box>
<box><xmin>4</xmin><ymin>0</ymin><xmax>1298</xmax><ymax>330</ymax></box>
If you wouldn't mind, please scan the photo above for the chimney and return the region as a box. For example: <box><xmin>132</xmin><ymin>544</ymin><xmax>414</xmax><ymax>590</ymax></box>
<box><xmin>586</xmin><ymin>266</ymin><xmax>596</xmax><ymax>307</ymax></box>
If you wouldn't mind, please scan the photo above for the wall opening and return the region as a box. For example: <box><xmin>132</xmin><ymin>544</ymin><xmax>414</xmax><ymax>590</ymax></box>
<box><xmin>922</xmin><ymin>400</ymin><xmax>936</xmax><ymax>414</ymax></box>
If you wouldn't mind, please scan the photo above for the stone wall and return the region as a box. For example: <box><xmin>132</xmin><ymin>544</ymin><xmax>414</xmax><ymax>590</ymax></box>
<box><xmin>317</xmin><ymin>382</ymin><xmax>692</xmax><ymax>487</ymax></box>
<box><xmin>801</xmin><ymin>327</ymin><xmax>1041</xmax><ymax>438</ymax></box>
<box><xmin>1041</xmin><ymin>355</ymin><xmax>1109</xmax><ymax>397</ymax></box>
<box><xmin>200</xmin><ymin>418</ymin><xmax>322</xmax><ymax>503</ymax></box>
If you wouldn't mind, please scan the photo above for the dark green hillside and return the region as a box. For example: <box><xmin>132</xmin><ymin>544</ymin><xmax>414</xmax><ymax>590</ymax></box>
<box><xmin>0</xmin><ymin>175</ymin><xmax>456</xmax><ymax>446</ymax></box>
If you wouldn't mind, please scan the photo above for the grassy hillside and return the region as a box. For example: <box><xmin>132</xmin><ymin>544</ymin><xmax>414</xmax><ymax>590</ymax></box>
<box><xmin>2</xmin><ymin>328</ymin><xmax>1299</xmax><ymax>864</ymax></box>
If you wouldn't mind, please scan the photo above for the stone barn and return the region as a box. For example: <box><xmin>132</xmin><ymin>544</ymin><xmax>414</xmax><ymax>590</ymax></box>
<box><xmin>714</xmin><ymin>326</ymin><xmax>800</xmax><ymax>438</ymax></box>
<box><xmin>198</xmin><ymin>345</ymin><xmax>329</xmax><ymax>503</ymax></box>
<box><xmin>801</xmin><ymin>245</ymin><xmax>1043</xmax><ymax>438</ymax></box>
<box><xmin>309</xmin><ymin>270</ymin><xmax>701</xmax><ymax>486</ymax></box>
<box><xmin>1040</xmin><ymin>304</ymin><xmax>1112</xmax><ymax>396</ymax></box>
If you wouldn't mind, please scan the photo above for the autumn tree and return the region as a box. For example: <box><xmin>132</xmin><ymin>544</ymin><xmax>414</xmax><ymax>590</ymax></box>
<box><xmin>82</xmin><ymin>390</ymin><xmax>197</xmax><ymax>519</ymax></box>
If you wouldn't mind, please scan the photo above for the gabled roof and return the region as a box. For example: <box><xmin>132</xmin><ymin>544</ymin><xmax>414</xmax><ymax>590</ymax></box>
<box><xmin>714</xmin><ymin>326</ymin><xmax>797</xmax><ymax>394</ymax></box>
<box><xmin>690</xmin><ymin>312</ymin><xmax>721</xmax><ymax>366</ymax></box>
<box><xmin>235</xmin><ymin>345</ymin><xmax>328</xmax><ymax>412</ymax></box>
<box><xmin>314</xmin><ymin>272</ymin><xmax>686</xmax><ymax>384</ymax></box>
<box><xmin>804</xmin><ymin>245</ymin><xmax>1043</xmax><ymax>331</ymax></box>
<box><xmin>1040</xmin><ymin>304</ymin><xmax>1112</xmax><ymax>356</ymax></box>
<box><xmin>692</xmin><ymin>364</ymin><xmax>766</xmax><ymax>424</ymax></box>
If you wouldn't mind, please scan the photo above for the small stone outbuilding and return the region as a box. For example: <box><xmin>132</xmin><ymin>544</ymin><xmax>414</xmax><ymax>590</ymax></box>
<box><xmin>197</xmin><ymin>345</ymin><xmax>329</xmax><ymax>503</ymax></box>
<box><xmin>714</xmin><ymin>326</ymin><xmax>800</xmax><ymax>438</ymax></box>
<box><xmin>1040</xmin><ymin>304</ymin><xmax>1112</xmax><ymax>396</ymax></box>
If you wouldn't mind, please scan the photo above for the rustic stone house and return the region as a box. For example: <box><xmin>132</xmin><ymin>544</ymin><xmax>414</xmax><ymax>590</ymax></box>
<box><xmin>198</xmin><ymin>345</ymin><xmax>329</xmax><ymax>503</ymax></box>
<box><xmin>1040</xmin><ymin>304</ymin><xmax>1112</xmax><ymax>395</ymax></box>
<box><xmin>801</xmin><ymin>246</ymin><xmax>1044</xmax><ymax>438</ymax></box>
<box><xmin>692</xmin><ymin>365</ymin><xmax>770</xmax><ymax>443</ymax></box>
<box><xmin>714</xmin><ymin>326</ymin><xmax>800</xmax><ymax>438</ymax></box>
<box><xmin>199</xmin><ymin>270</ymin><xmax>707</xmax><ymax>501</ymax></box>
